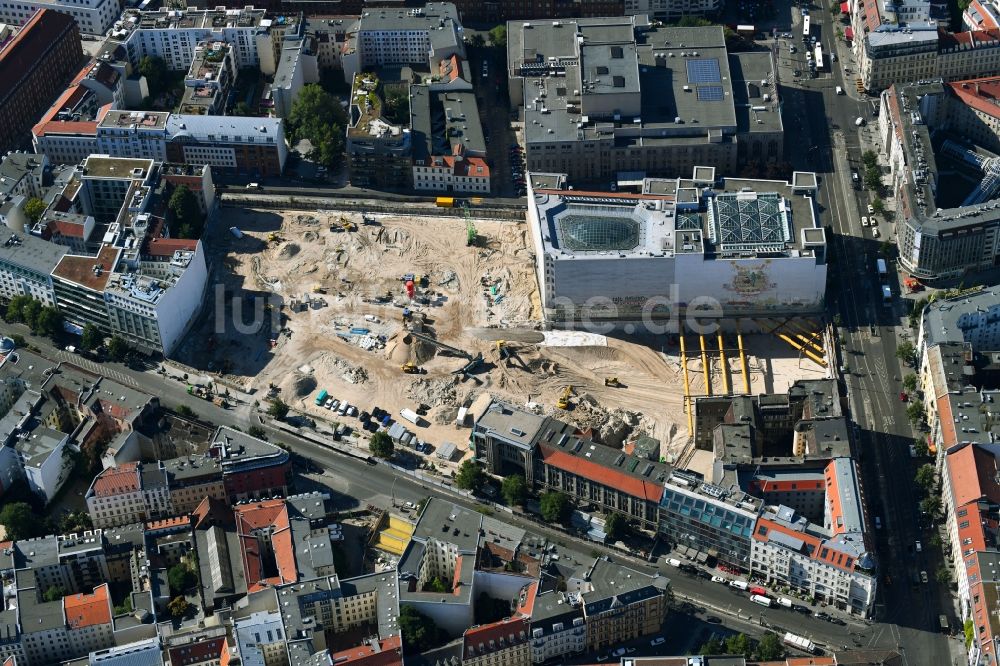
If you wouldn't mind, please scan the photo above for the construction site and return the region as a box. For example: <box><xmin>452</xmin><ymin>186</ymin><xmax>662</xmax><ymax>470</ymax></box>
<box><xmin>176</xmin><ymin>200</ymin><xmax>834</xmax><ymax>466</ymax></box>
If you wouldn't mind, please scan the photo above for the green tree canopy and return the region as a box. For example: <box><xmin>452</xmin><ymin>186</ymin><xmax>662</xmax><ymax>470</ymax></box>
<box><xmin>921</xmin><ymin>495</ymin><xmax>941</xmax><ymax>518</ymax></box>
<box><xmin>725</xmin><ymin>633</ymin><xmax>753</xmax><ymax>658</ymax></box>
<box><xmin>906</xmin><ymin>401</ymin><xmax>926</xmax><ymax>426</ymax></box>
<box><xmin>896</xmin><ymin>341</ymin><xmax>916</xmax><ymax>365</ymax></box>
<box><xmin>0</xmin><ymin>502</ymin><xmax>42</xmax><ymax>541</ymax></box>
<box><xmin>915</xmin><ymin>463</ymin><xmax>937</xmax><ymax>492</ymax></box>
<box><xmin>872</xmin><ymin>197</ymin><xmax>885</xmax><ymax>215</ymax></box>
<box><xmin>168</xmin><ymin>564</ymin><xmax>195</xmax><ymax>595</ymax></box>
<box><xmin>399</xmin><ymin>605</ymin><xmax>445</xmax><ymax>653</ymax></box>
<box><xmin>80</xmin><ymin>323</ymin><xmax>102</xmax><ymax>351</ymax></box>
<box><xmin>540</xmin><ymin>490</ymin><xmax>570</xmax><ymax>523</ymax></box>
<box><xmin>488</xmin><ymin>25</ymin><xmax>507</xmax><ymax>47</ymax></box>
<box><xmin>107</xmin><ymin>335</ymin><xmax>129</xmax><ymax>361</ymax></box>
<box><xmin>43</xmin><ymin>586</ymin><xmax>67</xmax><ymax>602</ymax></box>
<box><xmin>604</xmin><ymin>512</ymin><xmax>628</xmax><ymax>541</ymax></box>
<box><xmin>267</xmin><ymin>398</ymin><xmax>290</xmax><ymax>420</ymax></box>
<box><xmin>862</xmin><ymin>150</ymin><xmax>879</xmax><ymax>169</ymax></box>
<box><xmin>24</xmin><ymin>197</ymin><xmax>46</xmax><ymax>223</ymax></box>
<box><xmin>167</xmin><ymin>596</ymin><xmax>190</xmax><ymax>619</ymax></box>
<box><xmin>864</xmin><ymin>165</ymin><xmax>882</xmax><ymax>191</ymax></box>
<box><xmin>139</xmin><ymin>56</ymin><xmax>167</xmax><ymax>96</ymax></box>
<box><xmin>369</xmin><ymin>431</ymin><xmax>394</xmax><ymax>459</ymax></box>
<box><xmin>454</xmin><ymin>460</ymin><xmax>485</xmax><ymax>490</ymax></box>
<box><xmin>232</xmin><ymin>101</ymin><xmax>255</xmax><ymax>116</ymax></box>
<box><xmin>698</xmin><ymin>636</ymin><xmax>725</xmax><ymax>655</ymax></box>
<box><xmin>34</xmin><ymin>306</ymin><xmax>63</xmax><ymax>339</ymax></box>
<box><xmin>903</xmin><ymin>373</ymin><xmax>918</xmax><ymax>393</ymax></box>
<box><xmin>468</xmin><ymin>33</ymin><xmax>485</xmax><ymax>48</ymax></box>
<box><xmin>287</xmin><ymin>84</ymin><xmax>348</xmax><ymax>168</ymax></box>
<box><xmin>247</xmin><ymin>425</ymin><xmax>268</xmax><ymax>440</ymax></box>
<box><xmin>501</xmin><ymin>474</ymin><xmax>528</xmax><ymax>506</ymax></box>
<box><xmin>755</xmin><ymin>632</ymin><xmax>785</xmax><ymax>660</ymax></box>
<box><xmin>169</xmin><ymin>184</ymin><xmax>205</xmax><ymax>239</ymax></box>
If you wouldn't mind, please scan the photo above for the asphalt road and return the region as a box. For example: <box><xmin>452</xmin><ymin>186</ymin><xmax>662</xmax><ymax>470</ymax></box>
<box><xmin>777</xmin><ymin>3</ymin><xmax>960</xmax><ymax>663</ymax></box>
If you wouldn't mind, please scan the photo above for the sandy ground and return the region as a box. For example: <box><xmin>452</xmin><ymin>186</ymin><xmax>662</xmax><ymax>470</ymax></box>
<box><xmin>178</xmin><ymin>206</ymin><xmax>830</xmax><ymax>467</ymax></box>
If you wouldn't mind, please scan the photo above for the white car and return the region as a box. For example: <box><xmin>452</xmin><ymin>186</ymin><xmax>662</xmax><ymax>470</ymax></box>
<box><xmin>665</xmin><ymin>557</ymin><xmax>682</xmax><ymax>567</ymax></box>
<box><xmin>872</xmin><ymin>227</ymin><xmax>881</xmax><ymax>238</ymax></box>
<box><xmin>711</xmin><ymin>575</ymin><xmax>727</xmax><ymax>583</ymax></box>
<box><xmin>861</xmin><ymin>216</ymin><xmax>869</xmax><ymax>227</ymax></box>
<box><xmin>650</xmin><ymin>637</ymin><xmax>666</xmax><ymax>646</ymax></box>
<box><xmin>612</xmin><ymin>648</ymin><xmax>626</xmax><ymax>657</ymax></box>
<box><xmin>868</xmin><ymin>204</ymin><xmax>875</xmax><ymax>214</ymax></box>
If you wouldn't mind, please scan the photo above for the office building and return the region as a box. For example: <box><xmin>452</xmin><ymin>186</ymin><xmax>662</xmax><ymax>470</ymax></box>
<box><xmin>0</xmin><ymin>0</ymin><xmax>116</xmax><ymax>35</ymax></box>
<box><xmin>526</xmin><ymin>168</ymin><xmax>826</xmax><ymax>325</ymax></box>
<box><xmin>0</xmin><ymin>10</ymin><xmax>82</xmax><ymax>153</ymax></box>
<box><xmin>508</xmin><ymin>19</ymin><xmax>783</xmax><ymax>185</ymax></box>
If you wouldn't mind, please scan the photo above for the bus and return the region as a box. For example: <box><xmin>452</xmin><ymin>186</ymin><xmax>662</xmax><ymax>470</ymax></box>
<box><xmin>814</xmin><ymin>43</ymin><xmax>824</xmax><ymax>70</ymax></box>
<box><xmin>803</xmin><ymin>14</ymin><xmax>811</xmax><ymax>40</ymax></box>
<box><xmin>314</xmin><ymin>389</ymin><xmax>328</xmax><ymax>406</ymax></box>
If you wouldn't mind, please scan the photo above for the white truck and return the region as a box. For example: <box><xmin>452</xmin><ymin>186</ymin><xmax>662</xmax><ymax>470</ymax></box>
<box><xmin>750</xmin><ymin>594</ymin><xmax>773</xmax><ymax>607</ymax></box>
<box><xmin>783</xmin><ymin>632</ymin><xmax>818</xmax><ymax>654</ymax></box>
<box><xmin>877</xmin><ymin>258</ymin><xmax>887</xmax><ymax>276</ymax></box>
<box><xmin>399</xmin><ymin>408</ymin><xmax>421</xmax><ymax>425</ymax></box>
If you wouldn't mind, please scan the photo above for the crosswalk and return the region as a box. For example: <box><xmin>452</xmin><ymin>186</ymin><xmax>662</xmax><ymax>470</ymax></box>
<box><xmin>56</xmin><ymin>351</ymin><xmax>139</xmax><ymax>388</ymax></box>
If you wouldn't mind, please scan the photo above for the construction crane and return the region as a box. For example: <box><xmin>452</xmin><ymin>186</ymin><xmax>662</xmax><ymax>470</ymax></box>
<box><xmin>462</xmin><ymin>201</ymin><xmax>477</xmax><ymax>246</ymax></box>
<box><xmin>556</xmin><ymin>386</ymin><xmax>574</xmax><ymax>410</ymax></box>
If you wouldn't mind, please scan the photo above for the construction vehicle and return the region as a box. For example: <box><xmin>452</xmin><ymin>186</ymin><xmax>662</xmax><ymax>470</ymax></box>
<box><xmin>312</xmin><ymin>284</ymin><xmax>326</xmax><ymax>294</ymax></box>
<box><xmin>340</xmin><ymin>217</ymin><xmax>357</xmax><ymax>232</ymax></box>
<box><xmin>212</xmin><ymin>396</ymin><xmax>229</xmax><ymax>408</ymax></box>
<box><xmin>604</xmin><ymin>377</ymin><xmax>623</xmax><ymax>388</ymax></box>
<box><xmin>267</xmin><ymin>232</ymin><xmax>282</xmax><ymax>243</ymax></box>
<box><xmin>556</xmin><ymin>386</ymin><xmax>574</xmax><ymax>410</ymax></box>
<box><xmin>401</xmin><ymin>362</ymin><xmax>420</xmax><ymax>374</ymax></box>
<box><xmin>187</xmin><ymin>385</ymin><xmax>208</xmax><ymax>399</ymax></box>
<box><xmin>462</xmin><ymin>201</ymin><xmax>477</xmax><ymax>246</ymax></box>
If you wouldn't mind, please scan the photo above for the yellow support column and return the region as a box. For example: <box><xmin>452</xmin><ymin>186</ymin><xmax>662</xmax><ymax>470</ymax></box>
<box><xmin>699</xmin><ymin>335</ymin><xmax>712</xmax><ymax>396</ymax></box>
<box><xmin>679</xmin><ymin>335</ymin><xmax>694</xmax><ymax>436</ymax></box>
<box><xmin>737</xmin><ymin>326</ymin><xmax>752</xmax><ymax>394</ymax></box>
<box><xmin>717</xmin><ymin>332</ymin><xmax>730</xmax><ymax>395</ymax></box>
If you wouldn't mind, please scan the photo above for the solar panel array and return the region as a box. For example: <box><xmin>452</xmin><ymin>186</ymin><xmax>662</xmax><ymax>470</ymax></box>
<box><xmin>686</xmin><ymin>58</ymin><xmax>721</xmax><ymax>84</ymax></box>
<box><xmin>697</xmin><ymin>85</ymin><xmax>724</xmax><ymax>101</ymax></box>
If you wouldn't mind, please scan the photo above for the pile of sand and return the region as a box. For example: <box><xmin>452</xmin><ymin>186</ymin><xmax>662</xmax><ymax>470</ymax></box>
<box><xmin>572</xmin><ymin>395</ymin><xmax>646</xmax><ymax>447</ymax></box>
<box><xmin>407</xmin><ymin>377</ymin><xmax>459</xmax><ymax>408</ymax></box>
<box><xmin>278</xmin><ymin>243</ymin><xmax>301</xmax><ymax>259</ymax></box>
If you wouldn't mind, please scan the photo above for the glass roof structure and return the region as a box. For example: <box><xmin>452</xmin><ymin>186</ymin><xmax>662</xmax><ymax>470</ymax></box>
<box><xmin>707</xmin><ymin>192</ymin><xmax>790</xmax><ymax>253</ymax></box>
<box><xmin>554</xmin><ymin>204</ymin><xmax>642</xmax><ymax>251</ymax></box>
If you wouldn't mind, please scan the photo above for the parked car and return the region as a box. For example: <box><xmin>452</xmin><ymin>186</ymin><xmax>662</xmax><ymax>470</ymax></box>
<box><xmin>706</xmin><ymin>616</ymin><xmax>723</xmax><ymax>624</ymax></box>
<box><xmin>868</xmin><ymin>203</ymin><xmax>875</xmax><ymax>214</ymax></box>
<box><xmin>650</xmin><ymin>637</ymin><xmax>665</xmax><ymax>646</ymax></box>
<box><xmin>711</xmin><ymin>575</ymin><xmax>727</xmax><ymax>583</ymax></box>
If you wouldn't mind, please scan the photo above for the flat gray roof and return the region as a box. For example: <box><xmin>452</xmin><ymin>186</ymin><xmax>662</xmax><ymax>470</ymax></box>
<box><xmin>474</xmin><ymin>400</ymin><xmax>546</xmax><ymax>449</ymax></box>
<box><xmin>0</xmin><ymin>224</ymin><xmax>67</xmax><ymax>277</ymax></box>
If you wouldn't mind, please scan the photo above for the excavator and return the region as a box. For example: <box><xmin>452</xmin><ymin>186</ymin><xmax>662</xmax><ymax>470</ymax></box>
<box><xmin>604</xmin><ymin>377</ymin><xmax>624</xmax><ymax>388</ymax></box>
<box><xmin>401</xmin><ymin>362</ymin><xmax>421</xmax><ymax>374</ymax></box>
<box><xmin>556</xmin><ymin>386</ymin><xmax>574</xmax><ymax>410</ymax></box>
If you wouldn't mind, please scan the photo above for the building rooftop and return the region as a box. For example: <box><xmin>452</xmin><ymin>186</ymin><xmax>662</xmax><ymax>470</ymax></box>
<box><xmin>89</xmin><ymin>637</ymin><xmax>162</xmax><ymax>666</ymax></box>
<box><xmin>112</xmin><ymin>6</ymin><xmax>268</xmax><ymax>40</ymax></box>
<box><xmin>474</xmin><ymin>401</ymin><xmax>547</xmax><ymax>451</ymax></box>
<box><xmin>357</xmin><ymin>3</ymin><xmax>460</xmax><ymax>34</ymax></box>
<box><xmin>922</xmin><ymin>287</ymin><xmax>1000</xmax><ymax>347</ymax></box>
<box><xmin>52</xmin><ymin>245</ymin><xmax>121</xmax><ymax>292</ymax></box>
<box><xmin>579</xmin><ymin>557</ymin><xmax>665</xmax><ymax>615</ymax></box>
<box><xmin>82</xmin><ymin>156</ymin><xmax>153</xmax><ymax>181</ymax></box>
<box><xmin>99</xmin><ymin>110</ymin><xmax>169</xmax><ymax>131</ymax></box>
<box><xmin>0</xmin><ymin>224</ymin><xmax>68</xmax><ymax>276</ymax></box>
<box><xmin>64</xmin><ymin>584</ymin><xmax>112</xmax><ymax>630</ymax></box>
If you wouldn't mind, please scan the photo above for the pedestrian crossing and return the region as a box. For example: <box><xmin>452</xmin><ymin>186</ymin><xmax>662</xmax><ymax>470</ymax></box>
<box><xmin>56</xmin><ymin>351</ymin><xmax>139</xmax><ymax>388</ymax></box>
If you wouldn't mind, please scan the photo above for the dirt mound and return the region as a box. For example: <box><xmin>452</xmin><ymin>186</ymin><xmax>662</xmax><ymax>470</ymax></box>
<box><xmin>303</xmin><ymin>230</ymin><xmax>319</xmax><ymax>242</ymax></box>
<box><xmin>314</xmin><ymin>352</ymin><xmax>369</xmax><ymax>384</ymax></box>
<box><xmin>407</xmin><ymin>377</ymin><xmax>458</xmax><ymax>408</ymax></box>
<box><xmin>290</xmin><ymin>373</ymin><xmax>317</xmax><ymax>397</ymax></box>
<box><xmin>279</xmin><ymin>243</ymin><xmax>301</xmax><ymax>259</ymax></box>
<box><xmin>400</xmin><ymin>334</ymin><xmax>437</xmax><ymax>365</ymax></box>
<box><xmin>572</xmin><ymin>395</ymin><xmax>647</xmax><ymax>447</ymax></box>
<box><xmin>295</xmin><ymin>214</ymin><xmax>319</xmax><ymax>225</ymax></box>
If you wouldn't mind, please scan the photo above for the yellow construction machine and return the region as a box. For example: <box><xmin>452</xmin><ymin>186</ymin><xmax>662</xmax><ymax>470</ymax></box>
<box><xmin>556</xmin><ymin>386</ymin><xmax>574</xmax><ymax>410</ymax></box>
<box><xmin>401</xmin><ymin>362</ymin><xmax>420</xmax><ymax>374</ymax></box>
<box><xmin>604</xmin><ymin>377</ymin><xmax>623</xmax><ymax>388</ymax></box>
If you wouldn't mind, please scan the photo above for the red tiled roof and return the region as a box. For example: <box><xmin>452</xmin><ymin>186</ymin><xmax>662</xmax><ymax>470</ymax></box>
<box><xmin>46</xmin><ymin>218</ymin><xmax>86</xmax><ymax>239</ymax></box>
<box><xmin>539</xmin><ymin>446</ymin><xmax>662</xmax><ymax>501</ymax></box>
<box><xmin>966</xmin><ymin>0</ymin><xmax>1000</xmax><ymax>29</ymax></box>
<box><xmin>515</xmin><ymin>581</ymin><xmax>538</xmax><ymax>616</ymax></box>
<box><xmin>145</xmin><ymin>515</ymin><xmax>192</xmax><ymax>532</ymax></box>
<box><xmin>64</xmin><ymin>583</ymin><xmax>112</xmax><ymax>629</ymax></box>
<box><xmin>328</xmin><ymin>636</ymin><xmax>403</xmax><ymax>666</ymax></box>
<box><xmin>753</xmin><ymin>517</ymin><xmax>860</xmax><ymax>573</ymax></box>
<box><xmin>166</xmin><ymin>636</ymin><xmax>226</xmax><ymax>666</ymax></box>
<box><xmin>948</xmin><ymin>76</ymin><xmax>1000</xmax><ymax>121</ymax></box>
<box><xmin>92</xmin><ymin>462</ymin><xmax>140</xmax><ymax>498</ymax></box>
<box><xmin>146</xmin><ymin>237</ymin><xmax>198</xmax><ymax>258</ymax></box>
<box><xmin>948</xmin><ymin>444</ymin><xmax>1000</xmax><ymax>507</ymax></box>
<box><xmin>235</xmin><ymin>499</ymin><xmax>297</xmax><ymax>592</ymax></box>
<box><xmin>463</xmin><ymin>616</ymin><xmax>529</xmax><ymax>658</ymax></box>
<box><xmin>940</xmin><ymin>28</ymin><xmax>1000</xmax><ymax>50</ymax></box>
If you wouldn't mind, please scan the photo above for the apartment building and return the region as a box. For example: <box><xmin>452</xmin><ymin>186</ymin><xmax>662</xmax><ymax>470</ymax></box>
<box><xmin>352</xmin><ymin>4</ymin><xmax>464</xmax><ymax>72</ymax></box>
<box><xmin>527</xmin><ymin>588</ymin><xmax>586</xmax><ymax>664</ymax></box>
<box><xmin>508</xmin><ymin>20</ymin><xmax>782</xmax><ymax>185</ymax></box>
<box><xmin>0</xmin><ymin>10</ymin><xmax>83</xmax><ymax>153</ymax></box>
<box><xmin>18</xmin><ymin>578</ymin><xmax>115</xmax><ymax>666</ymax></box>
<box><xmin>233</xmin><ymin>611</ymin><xmax>286</xmax><ymax>666</ymax></box>
<box><xmin>623</xmin><ymin>0</ymin><xmax>721</xmax><ymax>19</ymax></box>
<box><xmin>658</xmin><ymin>470</ymin><xmax>763</xmax><ymax>571</ymax></box>
<box><xmin>0</xmin><ymin>0</ymin><xmax>116</xmax><ymax>34</ymax></box>
<box><xmin>179</xmin><ymin>42</ymin><xmax>238</xmax><ymax>117</ymax></box>
<box><xmin>0</xmin><ymin>224</ymin><xmax>67</xmax><ymax>306</ymax></box>
<box><xmin>85</xmin><ymin>462</ymin><xmax>171</xmax><ymax>528</ymax></box>
<box><xmin>463</xmin><ymin>617</ymin><xmax>531</xmax><ymax>666</ymax></box>
<box><xmin>580</xmin><ymin>558</ymin><xmax>668</xmax><ymax>652</ymax></box>
<box><xmin>945</xmin><ymin>76</ymin><xmax>1000</xmax><ymax>153</ymax></box>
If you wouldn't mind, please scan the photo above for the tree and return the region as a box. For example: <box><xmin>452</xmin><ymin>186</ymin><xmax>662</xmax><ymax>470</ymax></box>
<box><xmin>80</xmin><ymin>323</ymin><xmax>102</xmax><ymax>352</ymax></box>
<box><xmin>872</xmin><ymin>197</ymin><xmax>885</xmax><ymax>215</ymax></box>
<box><xmin>488</xmin><ymin>24</ymin><xmax>507</xmax><ymax>47</ymax></box>
<box><xmin>5</xmin><ymin>294</ymin><xmax>31</xmax><ymax>322</ymax></box>
<box><xmin>831</xmin><ymin>0</ymin><xmax>842</xmax><ymax>13</ymax></box>
<box><xmin>903</xmin><ymin>373</ymin><xmax>918</xmax><ymax>393</ymax></box>
<box><xmin>422</xmin><ymin>576</ymin><xmax>448</xmax><ymax>593</ymax></box>
<box><xmin>0</xmin><ymin>502</ymin><xmax>41</xmax><ymax>541</ymax></box>
<box><xmin>907</xmin><ymin>401</ymin><xmax>926</xmax><ymax>426</ymax></box>
<box><xmin>113</xmin><ymin>595</ymin><xmax>134</xmax><ymax>616</ymax></box>
<box><xmin>139</xmin><ymin>55</ymin><xmax>167</xmax><ymax>97</ymax></box>
<box><xmin>896</xmin><ymin>341</ymin><xmax>916</xmax><ymax>366</ymax></box>
<box><xmin>60</xmin><ymin>510</ymin><xmax>92</xmax><ymax>535</ymax></box>
<box><xmin>724</xmin><ymin>633</ymin><xmax>753</xmax><ymax>658</ymax></box>
<box><xmin>698</xmin><ymin>636</ymin><xmax>725</xmax><ymax>655</ymax></box>
<box><xmin>369</xmin><ymin>431</ymin><xmax>394</xmax><ymax>459</ymax></box>
<box><xmin>468</xmin><ymin>33</ymin><xmax>485</xmax><ymax>48</ymax></box>
<box><xmin>383</xmin><ymin>90</ymin><xmax>410</xmax><ymax>125</ymax></box>
<box><xmin>167</xmin><ymin>596</ymin><xmax>190</xmax><ymax>619</ymax></box>
<box><xmin>34</xmin><ymin>306</ymin><xmax>62</xmax><ymax>339</ymax></box>
<box><xmin>399</xmin><ymin>605</ymin><xmax>445</xmax><ymax>653</ymax></box>
<box><xmin>604</xmin><ymin>512</ymin><xmax>628</xmax><ymax>541</ymax></box>
<box><xmin>287</xmin><ymin>84</ymin><xmax>349</xmax><ymax>168</ymax></box>
<box><xmin>168</xmin><ymin>564</ymin><xmax>195</xmax><ymax>595</ymax></box>
<box><xmin>267</xmin><ymin>397</ymin><xmax>290</xmax><ymax>420</ymax></box>
<box><xmin>247</xmin><ymin>425</ymin><xmax>267</xmax><ymax>440</ymax></box>
<box><xmin>915</xmin><ymin>439</ymin><xmax>929</xmax><ymax>457</ymax></box>
<box><xmin>921</xmin><ymin>495</ymin><xmax>941</xmax><ymax>518</ymax></box>
<box><xmin>539</xmin><ymin>490</ymin><xmax>570</xmax><ymax>524</ymax></box>
<box><xmin>21</xmin><ymin>299</ymin><xmax>40</xmax><ymax>330</ymax></box>
<box><xmin>755</xmin><ymin>632</ymin><xmax>785</xmax><ymax>660</ymax></box>
<box><xmin>232</xmin><ymin>101</ymin><xmax>255</xmax><ymax>116</ymax></box>
<box><xmin>176</xmin><ymin>404</ymin><xmax>195</xmax><ymax>418</ymax></box>
<box><xmin>107</xmin><ymin>335</ymin><xmax>129</xmax><ymax>361</ymax></box>
<box><xmin>169</xmin><ymin>185</ymin><xmax>205</xmax><ymax>240</ymax></box>
<box><xmin>937</xmin><ymin>565</ymin><xmax>953</xmax><ymax>584</ymax></box>
<box><xmin>501</xmin><ymin>474</ymin><xmax>527</xmax><ymax>506</ymax></box>
<box><xmin>915</xmin><ymin>463</ymin><xmax>937</xmax><ymax>493</ymax></box>
<box><xmin>43</xmin><ymin>586</ymin><xmax>67</xmax><ymax>602</ymax></box>
<box><xmin>678</xmin><ymin>15</ymin><xmax>713</xmax><ymax>26</ymax></box>
<box><xmin>864</xmin><ymin>165</ymin><xmax>882</xmax><ymax>191</ymax></box>
<box><xmin>454</xmin><ymin>460</ymin><xmax>485</xmax><ymax>490</ymax></box>
<box><xmin>24</xmin><ymin>197</ymin><xmax>46</xmax><ymax>223</ymax></box>
<box><xmin>862</xmin><ymin>150</ymin><xmax>879</xmax><ymax>169</ymax></box>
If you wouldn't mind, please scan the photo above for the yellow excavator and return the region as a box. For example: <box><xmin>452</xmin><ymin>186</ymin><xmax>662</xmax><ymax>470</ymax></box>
<box><xmin>604</xmin><ymin>377</ymin><xmax>623</xmax><ymax>388</ymax></box>
<box><xmin>340</xmin><ymin>217</ymin><xmax>357</xmax><ymax>232</ymax></box>
<box><xmin>401</xmin><ymin>362</ymin><xmax>420</xmax><ymax>374</ymax></box>
<box><xmin>267</xmin><ymin>232</ymin><xmax>282</xmax><ymax>243</ymax></box>
<box><xmin>556</xmin><ymin>385</ymin><xmax>574</xmax><ymax>410</ymax></box>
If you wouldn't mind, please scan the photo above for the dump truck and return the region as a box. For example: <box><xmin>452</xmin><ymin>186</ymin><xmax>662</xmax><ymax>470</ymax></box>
<box><xmin>213</xmin><ymin>396</ymin><xmax>229</xmax><ymax>408</ymax></box>
<box><xmin>187</xmin><ymin>385</ymin><xmax>208</xmax><ymax>399</ymax></box>
<box><xmin>436</xmin><ymin>196</ymin><xmax>455</xmax><ymax>207</ymax></box>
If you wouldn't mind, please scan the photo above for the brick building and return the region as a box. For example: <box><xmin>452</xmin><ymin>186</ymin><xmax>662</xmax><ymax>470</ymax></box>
<box><xmin>0</xmin><ymin>9</ymin><xmax>82</xmax><ymax>152</ymax></box>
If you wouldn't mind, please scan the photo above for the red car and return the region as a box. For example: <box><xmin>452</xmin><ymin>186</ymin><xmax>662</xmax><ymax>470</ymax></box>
<box><xmin>899</xmin><ymin>392</ymin><xmax>908</xmax><ymax>402</ymax></box>
<box><xmin>749</xmin><ymin>586</ymin><xmax>767</xmax><ymax>596</ymax></box>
